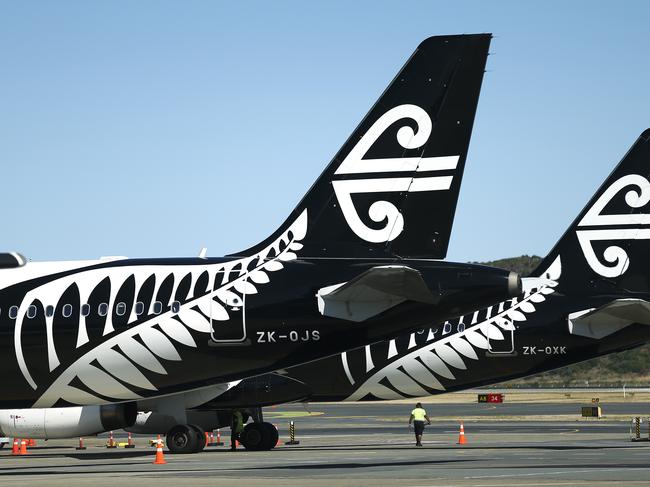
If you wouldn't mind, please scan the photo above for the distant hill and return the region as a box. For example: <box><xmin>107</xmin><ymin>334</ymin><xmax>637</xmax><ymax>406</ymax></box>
<box><xmin>477</xmin><ymin>255</ymin><xmax>543</xmax><ymax>277</ymax></box>
<box><xmin>479</xmin><ymin>255</ymin><xmax>650</xmax><ymax>387</ymax></box>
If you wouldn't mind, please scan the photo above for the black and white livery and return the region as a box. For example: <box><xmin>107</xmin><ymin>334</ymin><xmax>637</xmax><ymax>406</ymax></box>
<box><xmin>9</xmin><ymin>129</ymin><xmax>648</xmax><ymax>453</ymax></box>
<box><xmin>4</xmin><ymin>39</ymin><xmax>650</xmax><ymax>456</ymax></box>
<box><xmin>0</xmin><ymin>34</ymin><xmax>517</xmax><ymax>413</ymax></box>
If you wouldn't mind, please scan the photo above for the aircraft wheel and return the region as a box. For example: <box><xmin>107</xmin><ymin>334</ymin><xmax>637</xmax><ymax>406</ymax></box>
<box><xmin>240</xmin><ymin>422</ymin><xmax>265</xmax><ymax>451</ymax></box>
<box><xmin>260</xmin><ymin>422</ymin><xmax>278</xmax><ymax>450</ymax></box>
<box><xmin>188</xmin><ymin>424</ymin><xmax>206</xmax><ymax>453</ymax></box>
<box><xmin>166</xmin><ymin>424</ymin><xmax>199</xmax><ymax>454</ymax></box>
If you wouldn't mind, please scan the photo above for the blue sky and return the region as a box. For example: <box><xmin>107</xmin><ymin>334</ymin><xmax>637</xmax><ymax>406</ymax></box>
<box><xmin>1</xmin><ymin>1</ymin><xmax>648</xmax><ymax>262</ymax></box>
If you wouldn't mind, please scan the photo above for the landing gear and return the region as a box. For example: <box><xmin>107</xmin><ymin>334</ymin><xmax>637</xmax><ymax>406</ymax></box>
<box><xmin>261</xmin><ymin>422</ymin><xmax>278</xmax><ymax>450</ymax></box>
<box><xmin>188</xmin><ymin>424</ymin><xmax>206</xmax><ymax>452</ymax></box>
<box><xmin>239</xmin><ymin>422</ymin><xmax>278</xmax><ymax>451</ymax></box>
<box><xmin>166</xmin><ymin>424</ymin><xmax>206</xmax><ymax>454</ymax></box>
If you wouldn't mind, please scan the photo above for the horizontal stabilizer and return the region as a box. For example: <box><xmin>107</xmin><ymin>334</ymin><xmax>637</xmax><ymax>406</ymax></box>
<box><xmin>317</xmin><ymin>266</ymin><xmax>438</xmax><ymax>322</ymax></box>
<box><xmin>0</xmin><ymin>252</ymin><xmax>26</xmax><ymax>268</ymax></box>
<box><xmin>568</xmin><ymin>299</ymin><xmax>650</xmax><ymax>339</ymax></box>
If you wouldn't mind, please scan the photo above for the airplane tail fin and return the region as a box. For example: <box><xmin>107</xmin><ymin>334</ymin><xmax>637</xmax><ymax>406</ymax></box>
<box><xmin>231</xmin><ymin>34</ymin><xmax>492</xmax><ymax>259</ymax></box>
<box><xmin>533</xmin><ymin>130</ymin><xmax>650</xmax><ymax>293</ymax></box>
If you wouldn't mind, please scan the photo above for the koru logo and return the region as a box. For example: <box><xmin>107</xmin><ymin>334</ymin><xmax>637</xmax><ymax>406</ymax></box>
<box><xmin>332</xmin><ymin>104</ymin><xmax>459</xmax><ymax>243</ymax></box>
<box><xmin>576</xmin><ymin>174</ymin><xmax>650</xmax><ymax>277</ymax></box>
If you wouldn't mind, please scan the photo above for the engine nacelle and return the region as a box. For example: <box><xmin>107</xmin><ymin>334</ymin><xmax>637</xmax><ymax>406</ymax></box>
<box><xmin>0</xmin><ymin>403</ymin><xmax>137</xmax><ymax>439</ymax></box>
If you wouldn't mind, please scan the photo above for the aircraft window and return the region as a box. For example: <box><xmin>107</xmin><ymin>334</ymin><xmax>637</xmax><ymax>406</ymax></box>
<box><xmin>443</xmin><ymin>322</ymin><xmax>452</xmax><ymax>334</ymax></box>
<box><xmin>135</xmin><ymin>302</ymin><xmax>144</xmax><ymax>316</ymax></box>
<box><xmin>81</xmin><ymin>304</ymin><xmax>90</xmax><ymax>317</ymax></box>
<box><xmin>457</xmin><ymin>323</ymin><xmax>465</xmax><ymax>333</ymax></box>
<box><xmin>27</xmin><ymin>305</ymin><xmax>37</xmax><ymax>319</ymax></box>
<box><xmin>116</xmin><ymin>302</ymin><xmax>127</xmax><ymax>316</ymax></box>
<box><xmin>46</xmin><ymin>305</ymin><xmax>54</xmax><ymax>318</ymax></box>
<box><xmin>9</xmin><ymin>306</ymin><xmax>18</xmax><ymax>319</ymax></box>
<box><xmin>98</xmin><ymin>303</ymin><xmax>109</xmax><ymax>317</ymax></box>
<box><xmin>153</xmin><ymin>301</ymin><xmax>163</xmax><ymax>315</ymax></box>
<box><xmin>171</xmin><ymin>301</ymin><xmax>180</xmax><ymax>313</ymax></box>
<box><xmin>62</xmin><ymin>304</ymin><xmax>73</xmax><ymax>318</ymax></box>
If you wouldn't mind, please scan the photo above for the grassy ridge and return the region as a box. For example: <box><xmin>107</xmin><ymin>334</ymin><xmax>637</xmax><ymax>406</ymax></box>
<box><xmin>480</xmin><ymin>255</ymin><xmax>650</xmax><ymax>387</ymax></box>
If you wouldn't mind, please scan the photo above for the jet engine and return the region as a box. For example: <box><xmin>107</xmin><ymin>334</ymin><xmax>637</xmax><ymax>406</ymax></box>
<box><xmin>0</xmin><ymin>403</ymin><xmax>137</xmax><ymax>439</ymax></box>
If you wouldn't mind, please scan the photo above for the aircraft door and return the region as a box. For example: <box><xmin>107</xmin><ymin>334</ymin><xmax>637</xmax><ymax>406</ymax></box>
<box><xmin>486</xmin><ymin>317</ymin><xmax>515</xmax><ymax>355</ymax></box>
<box><xmin>210</xmin><ymin>276</ymin><xmax>248</xmax><ymax>343</ymax></box>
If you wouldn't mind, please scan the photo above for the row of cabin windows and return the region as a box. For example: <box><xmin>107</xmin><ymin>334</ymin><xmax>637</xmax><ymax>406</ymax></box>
<box><xmin>6</xmin><ymin>300</ymin><xmax>183</xmax><ymax>320</ymax></box>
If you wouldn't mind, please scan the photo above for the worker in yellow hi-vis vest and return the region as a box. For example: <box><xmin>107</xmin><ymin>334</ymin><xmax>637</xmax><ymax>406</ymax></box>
<box><xmin>408</xmin><ymin>402</ymin><xmax>431</xmax><ymax>447</ymax></box>
<box><xmin>231</xmin><ymin>410</ymin><xmax>245</xmax><ymax>451</ymax></box>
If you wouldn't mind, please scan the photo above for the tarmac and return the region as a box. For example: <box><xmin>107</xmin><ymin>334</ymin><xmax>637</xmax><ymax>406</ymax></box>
<box><xmin>2</xmin><ymin>401</ymin><xmax>650</xmax><ymax>486</ymax></box>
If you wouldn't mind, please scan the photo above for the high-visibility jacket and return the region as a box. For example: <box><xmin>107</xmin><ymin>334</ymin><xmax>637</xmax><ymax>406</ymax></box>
<box><xmin>233</xmin><ymin>411</ymin><xmax>245</xmax><ymax>433</ymax></box>
<box><xmin>411</xmin><ymin>407</ymin><xmax>427</xmax><ymax>421</ymax></box>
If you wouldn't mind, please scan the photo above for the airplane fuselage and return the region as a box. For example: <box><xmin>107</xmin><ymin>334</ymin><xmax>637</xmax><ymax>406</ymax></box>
<box><xmin>0</xmin><ymin>240</ymin><xmax>516</xmax><ymax>409</ymax></box>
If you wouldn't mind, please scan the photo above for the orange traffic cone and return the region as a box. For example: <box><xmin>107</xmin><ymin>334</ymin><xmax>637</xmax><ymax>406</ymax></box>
<box><xmin>125</xmin><ymin>432</ymin><xmax>135</xmax><ymax>449</ymax></box>
<box><xmin>215</xmin><ymin>429</ymin><xmax>224</xmax><ymax>446</ymax></box>
<box><xmin>11</xmin><ymin>438</ymin><xmax>19</xmax><ymax>455</ymax></box>
<box><xmin>28</xmin><ymin>438</ymin><xmax>36</xmax><ymax>447</ymax></box>
<box><xmin>457</xmin><ymin>421</ymin><xmax>467</xmax><ymax>445</ymax></box>
<box><xmin>20</xmin><ymin>439</ymin><xmax>28</xmax><ymax>455</ymax></box>
<box><xmin>106</xmin><ymin>431</ymin><xmax>117</xmax><ymax>448</ymax></box>
<box><xmin>76</xmin><ymin>437</ymin><xmax>87</xmax><ymax>450</ymax></box>
<box><xmin>153</xmin><ymin>438</ymin><xmax>166</xmax><ymax>465</ymax></box>
<box><xmin>274</xmin><ymin>424</ymin><xmax>280</xmax><ymax>447</ymax></box>
<box><xmin>206</xmin><ymin>431</ymin><xmax>215</xmax><ymax>447</ymax></box>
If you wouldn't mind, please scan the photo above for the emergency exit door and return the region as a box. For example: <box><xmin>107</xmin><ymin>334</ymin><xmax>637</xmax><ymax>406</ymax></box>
<box><xmin>209</xmin><ymin>276</ymin><xmax>249</xmax><ymax>344</ymax></box>
<box><xmin>486</xmin><ymin>317</ymin><xmax>515</xmax><ymax>355</ymax></box>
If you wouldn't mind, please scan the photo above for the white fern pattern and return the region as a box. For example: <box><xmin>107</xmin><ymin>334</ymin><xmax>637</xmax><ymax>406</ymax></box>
<box><xmin>344</xmin><ymin>256</ymin><xmax>562</xmax><ymax>401</ymax></box>
<box><xmin>13</xmin><ymin>211</ymin><xmax>308</xmax><ymax>408</ymax></box>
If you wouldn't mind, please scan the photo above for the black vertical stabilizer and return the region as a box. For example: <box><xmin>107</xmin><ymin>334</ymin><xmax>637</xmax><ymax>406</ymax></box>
<box><xmin>533</xmin><ymin>130</ymin><xmax>650</xmax><ymax>293</ymax></box>
<box><xmin>232</xmin><ymin>34</ymin><xmax>492</xmax><ymax>259</ymax></box>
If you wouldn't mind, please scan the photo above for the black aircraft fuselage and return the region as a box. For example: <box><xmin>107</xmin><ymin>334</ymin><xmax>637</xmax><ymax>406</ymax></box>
<box><xmin>0</xmin><ymin>251</ymin><xmax>516</xmax><ymax>409</ymax></box>
<box><xmin>0</xmin><ymin>34</ymin><xmax>503</xmax><ymax>409</ymax></box>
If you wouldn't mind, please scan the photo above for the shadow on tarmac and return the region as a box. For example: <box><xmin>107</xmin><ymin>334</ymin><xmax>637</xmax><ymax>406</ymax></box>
<box><xmin>246</xmin><ymin>458</ymin><xmax>473</xmax><ymax>470</ymax></box>
<box><xmin>0</xmin><ymin>441</ymin><xmax>639</xmax><ymax>462</ymax></box>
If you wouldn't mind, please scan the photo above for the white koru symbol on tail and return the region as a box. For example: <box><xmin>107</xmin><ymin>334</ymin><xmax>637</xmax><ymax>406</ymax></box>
<box><xmin>333</xmin><ymin>104</ymin><xmax>459</xmax><ymax>243</ymax></box>
<box><xmin>577</xmin><ymin>174</ymin><xmax>650</xmax><ymax>277</ymax></box>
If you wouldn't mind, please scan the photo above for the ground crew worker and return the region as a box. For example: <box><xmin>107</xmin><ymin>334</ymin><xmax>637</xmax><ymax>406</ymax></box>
<box><xmin>408</xmin><ymin>402</ymin><xmax>431</xmax><ymax>447</ymax></box>
<box><xmin>231</xmin><ymin>409</ymin><xmax>245</xmax><ymax>451</ymax></box>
